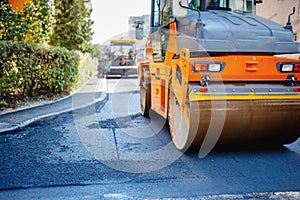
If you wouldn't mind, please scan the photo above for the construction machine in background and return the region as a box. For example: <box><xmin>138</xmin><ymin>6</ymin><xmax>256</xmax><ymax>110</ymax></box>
<box><xmin>104</xmin><ymin>39</ymin><xmax>137</xmax><ymax>77</ymax></box>
<box><xmin>138</xmin><ymin>0</ymin><xmax>300</xmax><ymax>152</ymax></box>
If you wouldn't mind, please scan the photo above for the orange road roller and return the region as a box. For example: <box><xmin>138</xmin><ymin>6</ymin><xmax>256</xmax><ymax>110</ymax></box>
<box><xmin>138</xmin><ymin>0</ymin><xmax>300</xmax><ymax>151</ymax></box>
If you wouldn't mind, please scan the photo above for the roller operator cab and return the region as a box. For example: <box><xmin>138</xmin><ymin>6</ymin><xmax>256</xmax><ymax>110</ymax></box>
<box><xmin>138</xmin><ymin>0</ymin><xmax>300</xmax><ymax>152</ymax></box>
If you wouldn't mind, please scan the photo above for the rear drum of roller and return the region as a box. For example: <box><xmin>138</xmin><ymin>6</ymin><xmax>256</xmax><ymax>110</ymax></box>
<box><xmin>168</xmin><ymin>92</ymin><xmax>300</xmax><ymax>151</ymax></box>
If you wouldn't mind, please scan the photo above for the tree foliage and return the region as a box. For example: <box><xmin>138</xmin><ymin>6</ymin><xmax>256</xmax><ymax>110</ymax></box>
<box><xmin>0</xmin><ymin>0</ymin><xmax>98</xmax><ymax>108</ymax></box>
<box><xmin>0</xmin><ymin>0</ymin><xmax>53</xmax><ymax>43</ymax></box>
<box><xmin>90</xmin><ymin>44</ymin><xmax>102</xmax><ymax>61</ymax></box>
<box><xmin>0</xmin><ymin>40</ymin><xmax>79</xmax><ymax>103</ymax></box>
<box><xmin>50</xmin><ymin>0</ymin><xmax>94</xmax><ymax>53</ymax></box>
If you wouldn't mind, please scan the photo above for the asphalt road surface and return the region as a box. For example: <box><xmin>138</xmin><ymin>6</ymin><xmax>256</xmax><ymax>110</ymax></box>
<box><xmin>0</xmin><ymin>78</ymin><xmax>299</xmax><ymax>199</ymax></box>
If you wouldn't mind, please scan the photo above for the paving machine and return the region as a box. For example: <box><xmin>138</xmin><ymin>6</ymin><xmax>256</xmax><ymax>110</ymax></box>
<box><xmin>138</xmin><ymin>0</ymin><xmax>300</xmax><ymax>152</ymax></box>
<box><xmin>106</xmin><ymin>39</ymin><xmax>137</xmax><ymax>77</ymax></box>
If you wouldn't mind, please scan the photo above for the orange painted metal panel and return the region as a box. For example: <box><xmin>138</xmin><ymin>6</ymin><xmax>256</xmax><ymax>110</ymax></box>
<box><xmin>8</xmin><ymin>0</ymin><xmax>28</xmax><ymax>10</ymax></box>
<box><xmin>188</xmin><ymin>55</ymin><xmax>300</xmax><ymax>82</ymax></box>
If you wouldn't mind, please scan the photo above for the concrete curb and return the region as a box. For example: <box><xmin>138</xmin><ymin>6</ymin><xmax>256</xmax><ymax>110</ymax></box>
<box><xmin>0</xmin><ymin>94</ymin><xmax>107</xmax><ymax>134</ymax></box>
<box><xmin>0</xmin><ymin>74</ymin><xmax>99</xmax><ymax>116</ymax></box>
<box><xmin>0</xmin><ymin>76</ymin><xmax>107</xmax><ymax>134</ymax></box>
<box><xmin>0</xmin><ymin>92</ymin><xmax>74</xmax><ymax>116</ymax></box>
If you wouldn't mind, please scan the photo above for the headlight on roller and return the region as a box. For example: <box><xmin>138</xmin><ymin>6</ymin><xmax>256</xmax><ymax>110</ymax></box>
<box><xmin>277</xmin><ymin>62</ymin><xmax>300</xmax><ymax>72</ymax></box>
<box><xmin>208</xmin><ymin>63</ymin><xmax>222</xmax><ymax>72</ymax></box>
<box><xmin>193</xmin><ymin>62</ymin><xmax>225</xmax><ymax>72</ymax></box>
<box><xmin>281</xmin><ymin>64</ymin><xmax>293</xmax><ymax>72</ymax></box>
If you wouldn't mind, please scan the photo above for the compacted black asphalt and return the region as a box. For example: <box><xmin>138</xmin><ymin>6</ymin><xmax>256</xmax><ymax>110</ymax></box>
<box><xmin>0</xmin><ymin>78</ymin><xmax>299</xmax><ymax>199</ymax></box>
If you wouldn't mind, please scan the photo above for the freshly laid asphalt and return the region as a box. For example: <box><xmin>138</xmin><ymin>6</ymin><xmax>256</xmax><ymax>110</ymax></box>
<box><xmin>0</xmin><ymin>77</ymin><xmax>299</xmax><ymax>199</ymax></box>
<box><xmin>0</xmin><ymin>76</ymin><xmax>107</xmax><ymax>134</ymax></box>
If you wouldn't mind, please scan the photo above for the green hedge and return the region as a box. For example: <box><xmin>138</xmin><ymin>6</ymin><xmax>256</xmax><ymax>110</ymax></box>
<box><xmin>0</xmin><ymin>40</ymin><xmax>79</xmax><ymax>104</ymax></box>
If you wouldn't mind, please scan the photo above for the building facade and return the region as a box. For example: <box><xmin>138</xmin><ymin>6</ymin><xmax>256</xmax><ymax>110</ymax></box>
<box><xmin>128</xmin><ymin>15</ymin><xmax>150</xmax><ymax>40</ymax></box>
